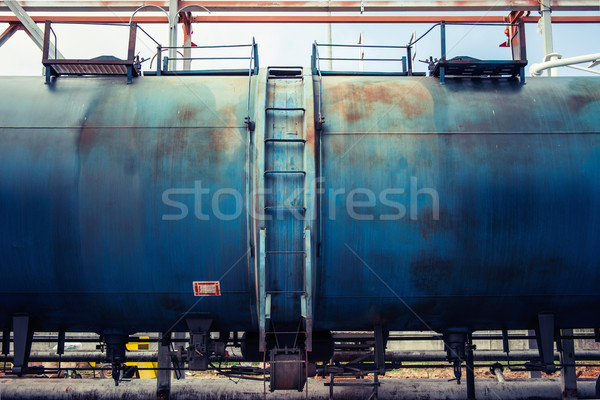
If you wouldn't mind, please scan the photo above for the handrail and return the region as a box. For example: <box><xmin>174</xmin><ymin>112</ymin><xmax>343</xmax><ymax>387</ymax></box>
<box><xmin>311</xmin><ymin>21</ymin><xmax>526</xmax><ymax>83</ymax></box>
<box><xmin>312</xmin><ymin>41</ymin><xmax>411</xmax><ymax>75</ymax></box>
<box><xmin>42</xmin><ymin>20</ymin><xmax>140</xmax><ymax>84</ymax></box>
<box><xmin>311</xmin><ymin>42</ymin><xmax>324</xmax><ymax>128</ymax></box>
<box><xmin>245</xmin><ymin>37</ymin><xmax>258</xmax><ymax>131</ymax></box>
<box><xmin>128</xmin><ymin>5</ymin><xmax>169</xmax><ymax>26</ymax></box>
<box><xmin>156</xmin><ymin>41</ymin><xmax>258</xmax><ymax>74</ymax></box>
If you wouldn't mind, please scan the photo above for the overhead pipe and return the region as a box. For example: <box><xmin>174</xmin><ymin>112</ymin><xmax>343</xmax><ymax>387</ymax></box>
<box><xmin>530</xmin><ymin>53</ymin><xmax>600</xmax><ymax>76</ymax></box>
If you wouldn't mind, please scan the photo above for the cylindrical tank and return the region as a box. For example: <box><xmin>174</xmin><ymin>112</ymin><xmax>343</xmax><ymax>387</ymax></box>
<box><xmin>1</xmin><ymin>74</ymin><xmax>600</xmax><ymax>336</ymax></box>
<box><xmin>0</xmin><ymin>76</ymin><xmax>253</xmax><ymax>333</ymax></box>
<box><xmin>316</xmin><ymin>75</ymin><xmax>600</xmax><ymax>332</ymax></box>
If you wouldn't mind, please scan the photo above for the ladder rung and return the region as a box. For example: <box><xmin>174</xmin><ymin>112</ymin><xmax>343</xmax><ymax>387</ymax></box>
<box><xmin>267</xmin><ymin>67</ymin><xmax>303</xmax><ymax>78</ymax></box>
<box><xmin>267</xmin><ymin>75</ymin><xmax>303</xmax><ymax>80</ymax></box>
<box><xmin>266</xmin><ymin>251</ymin><xmax>305</xmax><ymax>254</ymax></box>
<box><xmin>265</xmin><ymin>107</ymin><xmax>306</xmax><ymax>112</ymax></box>
<box><xmin>264</xmin><ymin>170</ymin><xmax>306</xmax><ymax>175</ymax></box>
<box><xmin>266</xmin><ymin>290</ymin><xmax>306</xmax><ymax>294</ymax></box>
<box><xmin>264</xmin><ymin>206</ymin><xmax>306</xmax><ymax>212</ymax></box>
<box><xmin>265</xmin><ymin>138</ymin><xmax>306</xmax><ymax>143</ymax></box>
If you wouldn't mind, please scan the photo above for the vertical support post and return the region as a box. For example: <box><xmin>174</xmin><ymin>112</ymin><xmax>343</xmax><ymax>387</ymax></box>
<box><xmin>163</xmin><ymin>56</ymin><xmax>169</xmax><ymax>73</ymax></box>
<box><xmin>466</xmin><ymin>333</ymin><xmax>476</xmax><ymax>400</ymax></box>
<box><xmin>374</xmin><ymin>325</ymin><xmax>387</xmax><ymax>375</ymax></box>
<box><xmin>528</xmin><ymin>329</ymin><xmax>542</xmax><ymax>378</ymax></box>
<box><xmin>57</xmin><ymin>331</ymin><xmax>65</xmax><ymax>355</ymax></box>
<box><xmin>12</xmin><ymin>315</ymin><xmax>33</xmax><ymax>376</ymax></box>
<box><xmin>507</xmin><ymin>11</ymin><xmax>527</xmax><ymax>83</ymax></box>
<box><xmin>157</xmin><ymin>46</ymin><xmax>162</xmax><ymax>76</ymax></box>
<box><xmin>157</xmin><ymin>332</ymin><xmax>172</xmax><ymax>400</ymax></box>
<box><xmin>502</xmin><ymin>328</ymin><xmax>510</xmax><ymax>354</ymax></box>
<box><xmin>536</xmin><ymin>313</ymin><xmax>557</xmax><ymax>373</ymax></box>
<box><xmin>311</xmin><ymin>43</ymin><xmax>317</xmax><ymax>75</ymax></box>
<box><xmin>57</xmin><ymin>330</ymin><xmax>65</xmax><ymax>373</ymax></box>
<box><xmin>373</xmin><ymin>372</ymin><xmax>379</xmax><ymax>400</ymax></box>
<box><xmin>126</xmin><ymin>22</ymin><xmax>137</xmax><ymax>84</ymax></box>
<box><xmin>182</xmin><ymin>12</ymin><xmax>192</xmax><ymax>71</ymax></box>
<box><xmin>127</xmin><ymin>23</ymin><xmax>137</xmax><ymax>61</ymax></box>
<box><xmin>168</xmin><ymin>0</ymin><xmax>179</xmax><ymax>70</ymax></box>
<box><xmin>43</xmin><ymin>20</ymin><xmax>52</xmax><ymax>84</ymax></box>
<box><xmin>406</xmin><ymin>47</ymin><xmax>412</xmax><ymax>76</ymax></box>
<box><xmin>517</xmin><ymin>18</ymin><xmax>527</xmax><ymax>84</ymax></box>
<box><xmin>329</xmin><ymin>371</ymin><xmax>335</xmax><ymax>399</ymax></box>
<box><xmin>559</xmin><ymin>329</ymin><xmax>577</xmax><ymax>400</ymax></box>
<box><xmin>45</xmin><ymin>65</ymin><xmax>52</xmax><ymax>84</ymax></box>
<box><xmin>440</xmin><ymin>21</ymin><xmax>446</xmax><ymax>84</ymax></box>
<box><xmin>540</xmin><ymin>1</ymin><xmax>556</xmax><ymax>76</ymax></box>
<box><xmin>42</xmin><ymin>20</ymin><xmax>51</xmax><ymax>61</ymax></box>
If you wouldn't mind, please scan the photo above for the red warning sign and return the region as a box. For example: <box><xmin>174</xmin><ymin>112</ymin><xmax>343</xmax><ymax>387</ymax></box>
<box><xmin>193</xmin><ymin>281</ymin><xmax>221</xmax><ymax>296</ymax></box>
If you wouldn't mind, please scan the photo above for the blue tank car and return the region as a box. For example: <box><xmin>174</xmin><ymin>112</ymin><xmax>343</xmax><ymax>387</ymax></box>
<box><xmin>1</xmin><ymin>69</ymin><xmax>600</xmax><ymax>391</ymax></box>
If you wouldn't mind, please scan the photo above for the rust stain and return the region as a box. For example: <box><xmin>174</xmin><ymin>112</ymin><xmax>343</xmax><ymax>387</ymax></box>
<box><xmin>181</xmin><ymin>107</ymin><xmax>195</xmax><ymax>121</ymax></box>
<box><xmin>567</xmin><ymin>79</ymin><xmax>600</xmax><ymax>113</ymax></box>
<box><xmin>327</xmin><ymin>79</ymin><xmax>433</xmax><ymax>124</ymax></box>
<box><xmin>79</xmin><ymin>126</ymin><xmax>97</xmax><ymax>154</ymax></box>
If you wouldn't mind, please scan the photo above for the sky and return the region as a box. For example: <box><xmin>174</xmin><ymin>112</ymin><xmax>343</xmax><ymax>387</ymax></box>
<box><xmin>0</xmin><ymin>9</ymin><xmax>599</xmax><ymax>76</ymax></box>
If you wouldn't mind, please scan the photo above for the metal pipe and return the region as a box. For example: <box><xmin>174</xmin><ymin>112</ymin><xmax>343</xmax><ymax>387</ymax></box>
<box><xmin>8</xmin><ymin>349</ymin><xmax>600</xmax><ymax>364</ymax></box>
<box><xmin>494</xmin><ymin>367</ymin><xmax>506</xmax><ymax>383</ymax></box>
<box><xmin>2</xmin><ymin>15</ymin><xmax>600</xmax><ymax>24</ymax></box>
<box><xmin>530</xmin><ymin>52</ymin><xmax>600</xmax><ymax>76</ymax></box>
<box><xmin>2</xmin><ymin>352</ymin><xmax>245</xmax><ymax>363</ymax></box>
<box><xmin>333</xmin><ymin>350</ymin><xmax>600</xmax><ymax>363</ymax></box>
<box><xmin>2</xmin><ymin>0</ymin><xmax>600</xmax><ymax>13</ymax></box>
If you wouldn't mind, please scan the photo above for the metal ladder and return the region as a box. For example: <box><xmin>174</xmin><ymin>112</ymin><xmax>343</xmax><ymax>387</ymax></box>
<box><xmin>258</xmin><ymin>67</ymin><xmax>313</xmax><ymax>361</ymax></box>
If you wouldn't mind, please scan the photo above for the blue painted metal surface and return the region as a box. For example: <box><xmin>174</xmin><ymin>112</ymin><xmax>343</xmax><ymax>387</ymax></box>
<box><xmin>316</xmin><ymin>75</ymin><xmax>600</xmax><ymax>332</ymax></box>
<box><xmin>0</xmin><ymin>76</ymin><xmax>252</xmax><ymax>334</ymax></box>
<box><xmin>0</xmin><ymin>74</ymin><xmax>600</xmax><ymax>338</ymax></box>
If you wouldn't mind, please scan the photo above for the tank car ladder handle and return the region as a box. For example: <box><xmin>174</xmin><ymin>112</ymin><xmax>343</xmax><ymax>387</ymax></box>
<box><xmin>264</xmin><ymin>170</ymin><xmax>307</xmax><ymax>175</ymax></box>
<box><xmin>264</xmin><ymin>206</ymin><xmax>307</xmax><ymax>212</ymax></box>
<box><xmin>265</xmin><ymin>107</ymin><xmax>306</xmax><ymax>112</ymax></box>
<box><xmin>267</xmin><ymin>66</ymin><xmax>304</xmax><ymax>79</ymax></box>
<box><xmin>258</xmin><ymin>228</ymin><xmax>268</xmax><ymax>352</ymax></box>
<box><xmin>302</xmin><ymin>228</ymin><xmax>313</xmax><ymax>352</ymax></box>
<box><xmin>264</xmin><ymin>138</ymin><xmax>306</xmax><ymax>143</ymax></box>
